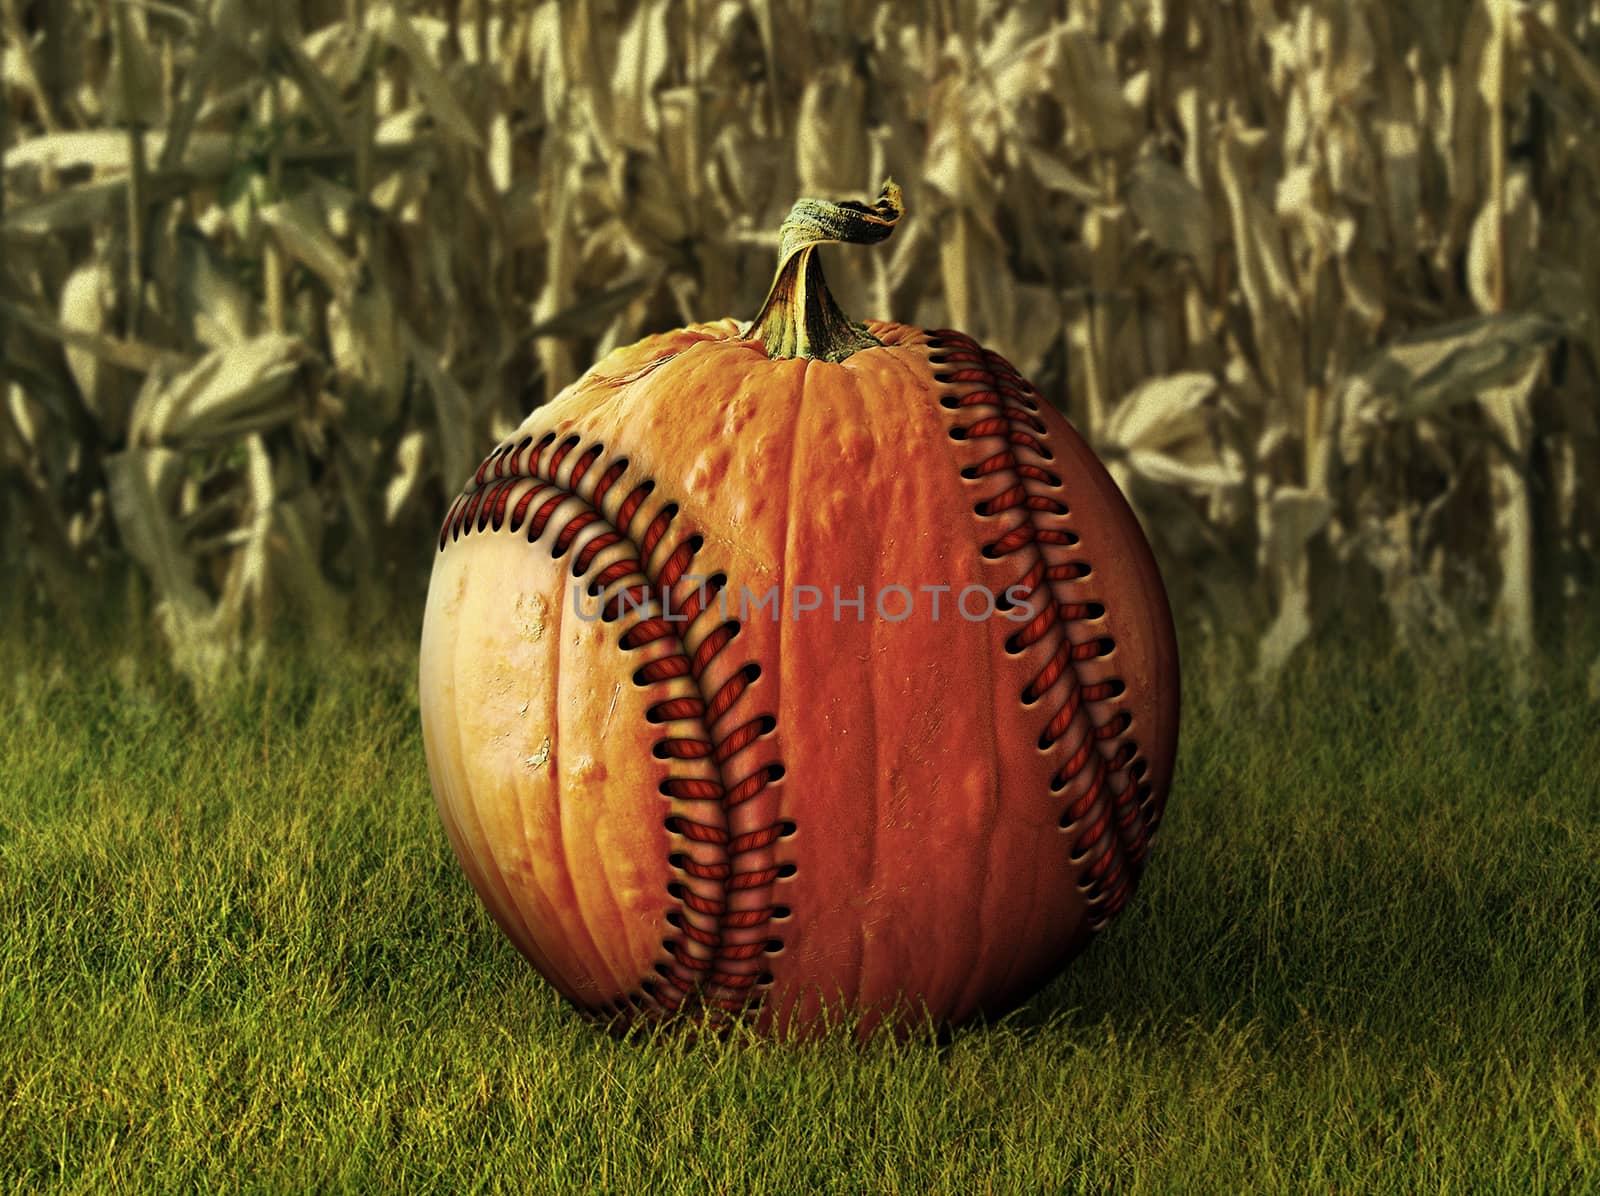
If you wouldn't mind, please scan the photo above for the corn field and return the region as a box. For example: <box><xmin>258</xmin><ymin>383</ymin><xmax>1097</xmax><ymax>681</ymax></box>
<box><xmin>3</xmin><ymin>0</ymin><xmax>1598</xmax><ymax>690</ymax></box>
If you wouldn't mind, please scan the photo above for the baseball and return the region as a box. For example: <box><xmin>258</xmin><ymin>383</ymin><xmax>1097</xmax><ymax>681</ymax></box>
<box><xmin>418</xmin><ymin>183</ymin><xmax>1179</xmax><ymax>1040</ymax></box>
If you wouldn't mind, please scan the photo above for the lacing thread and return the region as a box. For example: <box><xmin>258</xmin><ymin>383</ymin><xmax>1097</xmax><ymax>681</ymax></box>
<box><xmin>440</xmin><ymin>432</ymin><xmax>792</xmax><ymax>1023</ymax></box>
<box><xmin>929</xmin><ymin>329</ymin><xmax>1157</xmax><ymax>925</ymax></box>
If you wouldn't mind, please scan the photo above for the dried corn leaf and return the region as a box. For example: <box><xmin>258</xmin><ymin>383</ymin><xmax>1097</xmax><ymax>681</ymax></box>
<box><xmin>259</xmin><ymin>197</ymin><xmax>358</xmax><ymax>296</ymax></box>
<box><xmin>1364</xmin><ymin>312</ymin><xmax>1559</xmax><ymax>421</ymax></box>
<box><xmin>4</xmin><ymin>174</ymin><xmax>186</xmax><ymax>234</ymax></box>
<box><xmin>527</xmin><ymin>275</ymin><xmax>658</xmax><ymax>340</ymax></box>
<box><xmin>177</xmin><ymin>226</ymin><xmax>256</xmax><ymax>348</ymax></box>
<box><xmin>269</xmin><ymin>481</ymin><xmax>347</xmax><ymax>641</ymax></box>
<box><xmin>6</xmin><ymin>379</ymin><xmax>43</xmax><ymax>451</ymax></box>
<box><xmin>1261</xmin><ymin>486</ymin><xmax>1333</xmax><ymax>580</ymax></box>
<box><xmin>1257</xmin><ymin>590</ymin><xmax>1313</xmax><ymax>682</ymax></box>
<box><xmin>488</xmin><ymin>111</ymin><xmax>513</xmax><ymax>193</ymax></box>
<box><xmin>1255</xmin><ymin>485</ymin><xmax>1334</xmax><ymax>681</ymax></box>
<box><xmin>3</xmin><ymin>129</ymin><xmax>233</xmax><ymax>174</ymax></box>
<box><xmin>1217</xmin><ymin>117</ymin><xmax>1304</xmax><ymax>403</ymax></box>
<box><xmin>1521</xmin><ymin>8</ymin><xmax>1600</xmax><ymax>109</ymax></box>
<box><xmin>57</xmin><ymin>261</ymin><xmax>119</xmax><ymax>428</ymax></box>
<box><xmin>1018</xmin><ymin>145</ymin><xmax>1100</xmax><ymax>205</ymax></box>
<box><xmin>1377</xmin><ymin>118</ymin><xmax>1423</xmax><ymax>262</ymax></box>
<box><xmin>797</xmin><ymin>66</ymin><xmax>869</xmax><ymax>195</ymax></box>
<box><xmin>274</xmin><ymin>30</ymin><xmax>354</xmax><ymax>147</ymax></box>
<box><xmin>1479</xmin><ymin>355</ymin><xmax>1542</xmax><ymax>663</ymax></box>
<box><xmin>104</xmin><ymin>447</ymin><xmax>211</xmax><ymax>620</ymax></box>
<box><xmin>1054</xmin><ymin>23</ymin><xmax>1141</xmax><ymax>154</ymax></box>
<box><xmin>384</xmin><ymin>430</ymin><xmax>428</xmax><ymax>525</ymax></box>
<box><xmin>524</xmin><ymin>2</ymin><xmax>566</xmax><ymax>124</ymax></box>
<box><xmin>1104</xmin><ymin>372</ymin><xmax>1243</xmax><ymax>493</ymax></box>
<box><xmin>0</xmin><ymin>297</ymin><xmax>176</xmax><ymax>374</ymax></box>
<box><xmin>1467</xmin><ymin>166</ymin><xmax>1538</xmax><ymax>314</ymax></box>
<box><xmin>130</xmin><ymin>334</ymin><xmax>311</xmax><ymax>446</ymax></box>
<box><xmin>1217</xmin><ymin>122</ymin><xmax>1300</xmax><ymax>318</ymax></box>
<box><xmin>328</xmin><ymin>282</ymin><xmax>406</xmax><ymax>425</ymax></box>
<box><xmin>1128</xmin><ymin>156</ymin><xmax>1213</xmax><ymax>264</ymax></box>
<box><xmin>401</xmin><ymin>321</ymin><xmax>476</xmax><ymax>493</ymax></box>
<box><xmin>923</xmin><ymin>110</ymin><xmax>990</xmax><ymax>216</ymax></box>
<box><xmin>105</xmin><ymin>7</ymin><xmax>163</xmax><ymax>127</ymax></box>
<box><xmin>378</xmin><ymin>4</ymin><xmax>483</xmax><ymax>149</ymax></box>
<box><xmin>609</xmin><ymin>0</ymin><xmax>671</xmax><ymax>151</ymax></box>
<box><xmin>982</xmin><ymin>9</ymin><xmax>1061</xmax><ymax>116</ymax></box>
<box><xmin>1106</xmin><ymin>371</ymin><xmax>1216</xmax><ymax>449</ymax></box>
<box><xmin>5</xmin><ymin>354</ymin><xmax>78</xmax><ymax>441</ymax></box>
<box><xmin>239</xmin><ymin>433</ymin><xmax>276</xmax><ymax>591</ymax></box>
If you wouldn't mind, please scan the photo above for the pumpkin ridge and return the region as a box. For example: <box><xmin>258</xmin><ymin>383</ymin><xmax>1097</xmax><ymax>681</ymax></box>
<box><xmin>440</xmin><ymin>431</ymin><xmax>792</xmax><ymax>1028</ymax></box>
<box><xmin>929</xmin><ymin>328</ymin><xmax>1152</xmax><ymax>930</ymax></box>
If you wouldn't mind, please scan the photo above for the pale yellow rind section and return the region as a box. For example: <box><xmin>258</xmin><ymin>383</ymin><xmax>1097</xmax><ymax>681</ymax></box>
<box><xmin>421</xmin><ymin>516</ymin><xmax>674</xmax><ymax>1008</ymax></box>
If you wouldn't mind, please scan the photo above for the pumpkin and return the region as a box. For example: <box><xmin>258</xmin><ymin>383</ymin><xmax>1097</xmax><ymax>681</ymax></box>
<box><xmin>419</xmin><ymin>182</ymin><xmax>1179</xmax><ymax>1041</ymax></box>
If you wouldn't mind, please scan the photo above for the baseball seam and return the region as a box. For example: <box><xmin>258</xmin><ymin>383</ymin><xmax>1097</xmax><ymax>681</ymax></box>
<box><xmin>439</xmin><ymin>430</ymin><xmax>792</xmax><ymax>1024</ymax></box>
<box><xmin>928</xmin><ymin>329</ymin><xmax>1158</xmax><ymax>926</ymax></box>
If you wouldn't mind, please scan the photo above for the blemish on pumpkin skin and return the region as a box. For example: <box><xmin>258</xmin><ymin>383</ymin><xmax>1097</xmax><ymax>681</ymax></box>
<box><xmin>514</xmin><ymin>592</ymin><xmax>549</xmax><ymax>642</ymax></box>
<box><xmin>720</xmin><ymin>391</ymin><xmax>759</xmax><ymax>440</ymax></box>
<box><xmin>887</xmin><ymin>767</ymin><xmax>913</xmax><ymax>829</ymax></box>
<box><xmin>600</xmin><ymin>685</ymin><xmax>621</xmax><ymax>740</ymax></box>
<box><xmin>719</xmin><ymin>540</ymin><xmax>777</xmax><ymax>585</ymax></box>
<box><xmin>593</xmin><ymin>351</ymin><xmax>681</xmax><ymax>391</ymax></box>
<box><xmin>837</xmin><ymin>426</ymin><xmax>874</xmax><ymax>468</ymax></box>
<box><xmin>956</xmin><ymin>759</ymin><xmax>992</xmax><ymax>819</ymax></box>
<box><xmin>483</xmin><ymin>664</ymin><xmax>517</xmax><ymax>703</ymax></box>
<box><xmin>524</xmin><ymin>737</ymin><xmax>551</xmax><ymax>771</ymax></box>
<box><xmin>685</xmin><ymin>447</ymin><xmax>733</xmax><ymax>495</ymax></box>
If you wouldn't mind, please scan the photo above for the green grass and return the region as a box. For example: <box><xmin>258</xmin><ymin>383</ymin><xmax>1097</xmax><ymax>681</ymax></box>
<box><xmin>2</xmin><ymin>609</ymin><xmax>1597</xmax><ymax>1194</ymax></box>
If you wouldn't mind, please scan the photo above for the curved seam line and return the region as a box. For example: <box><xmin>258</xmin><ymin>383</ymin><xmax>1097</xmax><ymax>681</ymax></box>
<box><xmin>440</xmin><ymin>434</ymin><xmax>789</xmax><ymax>1021</ymax></box>
<box><xmin>931</xmin><ymin>330</ymin><xmax>1150</xmax><ymax>921</ymax></box>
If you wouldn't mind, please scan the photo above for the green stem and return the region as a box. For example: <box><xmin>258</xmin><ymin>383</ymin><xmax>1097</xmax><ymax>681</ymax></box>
<box><xmin>744</xmin><ymin>180</ymin><xmax>903</xmax><ymax>363</ymax></box>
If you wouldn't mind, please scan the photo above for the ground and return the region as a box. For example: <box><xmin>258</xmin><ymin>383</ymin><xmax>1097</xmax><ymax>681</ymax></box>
<box><xmin>1</xmin><ymin>610</ymin><xmax>1596</xmax><ymax>1193</ymax></box>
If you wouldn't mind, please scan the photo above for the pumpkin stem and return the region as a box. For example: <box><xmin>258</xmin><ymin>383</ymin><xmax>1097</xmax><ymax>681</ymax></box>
<box><xmin>743</xmin><ymin>179</ymin><xmax>903</xmax><ymax>363</ymax></box>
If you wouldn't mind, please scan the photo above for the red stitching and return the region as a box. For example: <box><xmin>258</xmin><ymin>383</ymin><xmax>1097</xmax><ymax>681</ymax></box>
<box><xmin>714</xmin><ymin>717</ymin><xmax>773</xmax><ymax>763</ymax></box>
<box><xmin>440</xmin><ymin>435</ymin><xmax>791</xmax><ymax>1023</ymax></box>
<box><xmin>706</xmin><ymin>667</ymin><xmax>757</xmax><ymax>725</ymax></box>
<box><xmin>650</xmin><ymin>697</ymin><xmax>705</xmax><ymax>722</ymax></box>
<box><xmin>930</xmin><ymin>328</ymin><xmax>1151</xmax><ymax>920</ymax></box>
<box><xmin>656</xmin><ymin>738</ymin><xmax>715</xmax><ymax>759</ymax></box>
<box><xmin>673</xmin><ymin>577</ymin><xmax>721</xmax><ymax>625</ymax></box>
<box><xmin>547</xmin><ymin>434</ymin><xmax>577</xmax><ymax>477</ymax></box>
<box><xmin>670</xmin><ymin>817</ymin><xmax>728</xmax><ymax>844</ymax></box>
